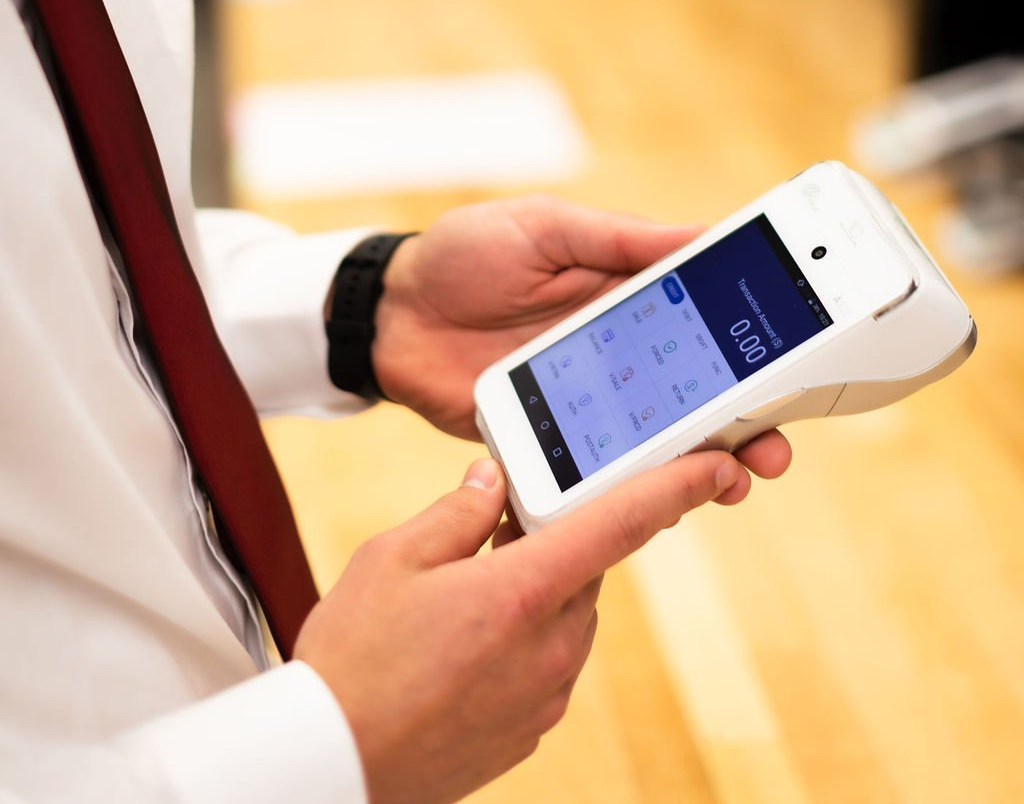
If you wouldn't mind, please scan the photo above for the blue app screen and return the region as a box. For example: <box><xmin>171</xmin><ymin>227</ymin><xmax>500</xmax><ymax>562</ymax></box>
<box><xmin>509</xmin><ymin>215</ymin><xmax>833</xmax><ymax>491</ymax></box>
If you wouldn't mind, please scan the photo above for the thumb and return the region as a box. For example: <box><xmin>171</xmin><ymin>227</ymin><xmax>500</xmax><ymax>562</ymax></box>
<box><xmin>390</xmin><ymin>458</ymin><xmax>507</xmax><ymax>567</ymax></box>
<box><xmin>491</xmin><ymin>451</ymin><xmax>744</xmax><ymax>609</ymax></box>
<box><xmin>534</xmin><ymin>198</ymin><xmax>704</xmax><ymax>274</ymax></box>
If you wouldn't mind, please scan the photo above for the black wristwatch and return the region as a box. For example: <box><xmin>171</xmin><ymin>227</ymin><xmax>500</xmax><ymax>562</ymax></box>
<box><xmin>325</xmin><ymin>232</ymin><xmax>416</xmax><ymax>400</ymax></box>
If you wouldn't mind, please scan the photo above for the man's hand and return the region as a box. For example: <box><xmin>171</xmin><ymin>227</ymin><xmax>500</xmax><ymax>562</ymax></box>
<box><xmin>294</xmin><ymin>436</ymin><xmax>789</xmax><ymax>804</ymax></box>
<box><xmin>372</xmin><ymin>195</ymin><xmax>702</xmax><ymax>439</ymax></box>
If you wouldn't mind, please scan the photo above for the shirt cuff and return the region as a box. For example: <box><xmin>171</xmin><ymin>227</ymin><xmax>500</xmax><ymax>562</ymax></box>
<box><xmin>115</xmin><ymin>661</ymin><xmax>368</xmax><ymax>804</ymax></box>
<box><xmin>194</xmin><ymin>208</ymin><xmax>378</xmax><ymax>417</ymax></box>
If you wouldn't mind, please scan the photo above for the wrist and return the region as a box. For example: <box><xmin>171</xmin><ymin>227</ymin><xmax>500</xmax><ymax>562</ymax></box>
<box><xmin>370</xmin><ymin>234</ymin><xmax>427</xmax><ymax>405</ymax></box>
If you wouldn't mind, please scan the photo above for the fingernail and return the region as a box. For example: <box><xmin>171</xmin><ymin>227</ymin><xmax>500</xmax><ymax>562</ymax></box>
<box><xmin>462</xmin><ymin>459</ymin><xmax>499</xmax><ymax>491</ymax></box>
<box><xmin>715</xmin><ymin>460</ymin><xmax>740</xmax><ymax>495</ymax></box>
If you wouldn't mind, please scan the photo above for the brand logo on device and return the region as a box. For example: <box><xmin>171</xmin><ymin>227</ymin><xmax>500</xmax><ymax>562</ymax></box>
<box><xmin>802</xmin><ymin>184</ymin><xmax>822</xmax><ymax>212</ymax></box>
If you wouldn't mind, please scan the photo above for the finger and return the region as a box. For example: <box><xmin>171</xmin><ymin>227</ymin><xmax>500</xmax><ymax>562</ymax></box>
<box><xmin>546</xmin><ymin>574</ymin><xmax>603</xmax><ymax>649</ymax></box>
<box><xmin>519</xmin><ymin>196</ymin><xmax>703</xmax><ymax>274</ymax></box>
<box><xmin>712</xmin><ymin>430</ymin><xmax>791</xmax><ymax>507</ymax></box>
<box><xmin>712</xmin><ymin>464</ymin><xmax>752</xmax><ymax>506</ymax></box>
<box><xmin>561</xmin><ymin>574</ymin><xmax>603</xmax><ymax>626</ymax></box>
<box><xmin>389</xmin><ymin>458</ymin><xmax>507</xmax><ymax>567</ymax></box>
<box><xmin>556</xmin><ymin>609</ymin><xmax>600</xmax><ymax>703</ymax></box>
<box><xmin>491</xmin><ymin>519</ymin><xmax>523</xmax><ymax>550</ymax></box>
<box><xmin>734</xmin><ymin>429</ymin><xmax>792</xmax><ymax>479</ymax></box>
<box><xmin>532</xmin><ymin>610</ymin><xmax>599</xmax><ymax>737</ymax></box>
<box><xmin>573</xmin><ymin>610</ymin><xmax>599</xmax><ymax>684</ymax></box>
<box><xmin>535</xmin><ymin>603</ymin><xmax>600</xmax><ymax>702</ymax></box>
<box><xmin>489</xmin><ymin>451</ymin><xmax>743</xmax><ymax>611</ymax></box>
<box><xmin>496</xmin><ymin>497</ymin><xmax>527</xmax><ymax>546</ymax></box>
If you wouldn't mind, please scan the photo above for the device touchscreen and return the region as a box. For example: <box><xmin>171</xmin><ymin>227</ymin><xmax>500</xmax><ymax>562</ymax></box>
<box><xmin>508</xmin><ymin>214</ymin><xmax>835</xmax><ymax>491</ymax></box>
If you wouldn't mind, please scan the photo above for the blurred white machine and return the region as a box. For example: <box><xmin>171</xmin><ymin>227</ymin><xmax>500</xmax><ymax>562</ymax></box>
<box><xmin>855</xmin><ymin>57</ymin><xmax>1024</xmax><ymax>275</ymax></box>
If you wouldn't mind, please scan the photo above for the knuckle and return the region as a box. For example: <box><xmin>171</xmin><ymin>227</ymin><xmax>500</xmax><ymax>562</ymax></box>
<box><xmin>349</xmin><ymin>532</ymin><xmax>386</xmax><ymax>566</ymax></box>
<box><xmin>503</xmin><ymin>577</ymin><xmax>552</xmax><ymax>626</ymax></box>
<box><xmin>672</xmin><ymin>462</ymin><xmax>722</xmax><ymax>519</ymax></box>
<box><xmin>606</xmin><ymin>498</ymin><xmax>653</xmax><ymax>554</ymax></box>
<box><xmin>508</xmin><ymin>193</ymin><xmax>555</xmax><ymax>227</ymax></box>
<box><xmin>536</xmin><ymin>690</ymin><xmax>572</xmax><ymax>734</ymax></box>
<box><xmin>443</xmin><ymin>492</ymin><xmax>484</xmax><ymax>531</ymax></box>
<box><xmin>676</xmin><ymin>471</ymin><xmax>703</xmax><ymax>513</ymax></box>
<box><xmin>609</xmin><ymin>226</ymin><xmax>632</xmax><ymax>268</ymax></box>
<box><xmin>541</xmin><ymin>632</ymin><xmax>580</xmax><ymax>685</ymax></box>
<box><xmin>352</xmin><ymin>529</ymin><xmax>412</xmax><ymax>570</ymax></box>
<box><xmin>520</xmin><ymin>191</ymin><xmax>558</xmax><ymax>210</ymax></box>
<box><xmin>511</xmin><ymin>736</ymin><xmax>542</xmax><ymax>767</ymax></box>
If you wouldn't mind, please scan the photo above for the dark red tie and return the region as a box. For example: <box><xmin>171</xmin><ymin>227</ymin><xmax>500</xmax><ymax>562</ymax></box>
<box><xmin>30</xmin><ymin>0</ymin><xmax>319</xmax><ymax>659</ymax></box>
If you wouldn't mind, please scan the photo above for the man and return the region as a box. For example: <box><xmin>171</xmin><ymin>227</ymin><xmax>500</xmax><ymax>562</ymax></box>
<box><xmin>0</xmin><ymin>0</ymin><xmax>790</xmax><ymax>801</ymax></box>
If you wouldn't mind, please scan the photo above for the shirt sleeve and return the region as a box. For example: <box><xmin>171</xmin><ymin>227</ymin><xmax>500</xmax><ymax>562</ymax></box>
<box><xmin>193</xmin><ymin>208</ymin><xmax>378</xmax><ymax>418</ymax></box>
<box><xmin>0</xmin><ymin>662</ymin><xmax>368</xmax><ymax>804</ymax></box>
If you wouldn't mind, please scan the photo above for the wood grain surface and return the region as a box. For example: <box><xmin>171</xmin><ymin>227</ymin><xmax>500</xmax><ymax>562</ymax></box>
<box><xmin>219</xmin><ymin>0</ymin><xmax>1024</xmax><ymax>800</ymax></box>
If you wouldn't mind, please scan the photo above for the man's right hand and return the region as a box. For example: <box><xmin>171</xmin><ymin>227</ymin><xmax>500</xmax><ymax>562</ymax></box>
<box><xmin>295</xmin><ymin>433</ymin><xmax>789</xmax><ymax>804</ymax></box>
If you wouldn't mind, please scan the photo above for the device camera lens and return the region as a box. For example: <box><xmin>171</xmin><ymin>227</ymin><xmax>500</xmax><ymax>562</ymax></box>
<box><xmin>811</xmin><ymin>246</ymin><xmax>827</xmax><ymax>260</ymax></box>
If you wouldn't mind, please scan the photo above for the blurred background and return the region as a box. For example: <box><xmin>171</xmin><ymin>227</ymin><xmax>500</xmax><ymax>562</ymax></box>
<box><xmin>195</xmin><ymin>1</ymin><xmax>1023</xmax><ymax>801</ymax></box>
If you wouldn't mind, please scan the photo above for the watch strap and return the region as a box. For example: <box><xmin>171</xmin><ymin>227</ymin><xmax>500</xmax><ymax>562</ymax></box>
<box><xmin>325</xmin><ymin>233</ymin><xmax>416</xmax><ymax>400</ymax></box>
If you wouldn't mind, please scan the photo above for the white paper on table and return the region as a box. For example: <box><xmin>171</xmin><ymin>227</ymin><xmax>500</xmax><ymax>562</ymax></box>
<box><xmin>229</xmin><ymin>70</ymin><xmax>591</xmax><ymax>198</ymax></box>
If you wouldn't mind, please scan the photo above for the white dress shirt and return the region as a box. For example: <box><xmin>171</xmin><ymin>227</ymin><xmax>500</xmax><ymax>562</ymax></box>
<box><xmin>1</xmin><ymin>1</ymin><xmax>371</xmax><ymax>800</ymax></box>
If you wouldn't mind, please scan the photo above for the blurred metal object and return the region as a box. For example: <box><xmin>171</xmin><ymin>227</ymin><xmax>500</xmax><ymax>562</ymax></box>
<box><xmin>854</xmin><ymin>57</ymin><xmax>1024</xmax><ymax>175</ymax></box>
<box><xmin>938</xmin><ymin>135</ymin><xmax>1024</xmax><ymax>275</ymax></box>
<box><xmin>191</xmin><ymin>0</ymin><xmax>230</xmax><ymax>207</ymax></box>
<box><xmin>853</xmin><ymin>57</ymin><xmax>1024</xmax><ymax>275</ymax></box>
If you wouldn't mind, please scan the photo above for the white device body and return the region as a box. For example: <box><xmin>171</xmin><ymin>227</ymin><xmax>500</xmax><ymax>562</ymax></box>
<box><xmin>474</xmin><ymin>162</ymin><xmax>976</xmax><ymax>531</ymax></box>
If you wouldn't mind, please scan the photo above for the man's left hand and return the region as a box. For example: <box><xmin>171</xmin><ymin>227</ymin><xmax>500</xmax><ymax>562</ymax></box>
<box><xmin>372</xmin><ymin>194</ymin><xmax>700</xmax><ymax>439</ymax></box>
